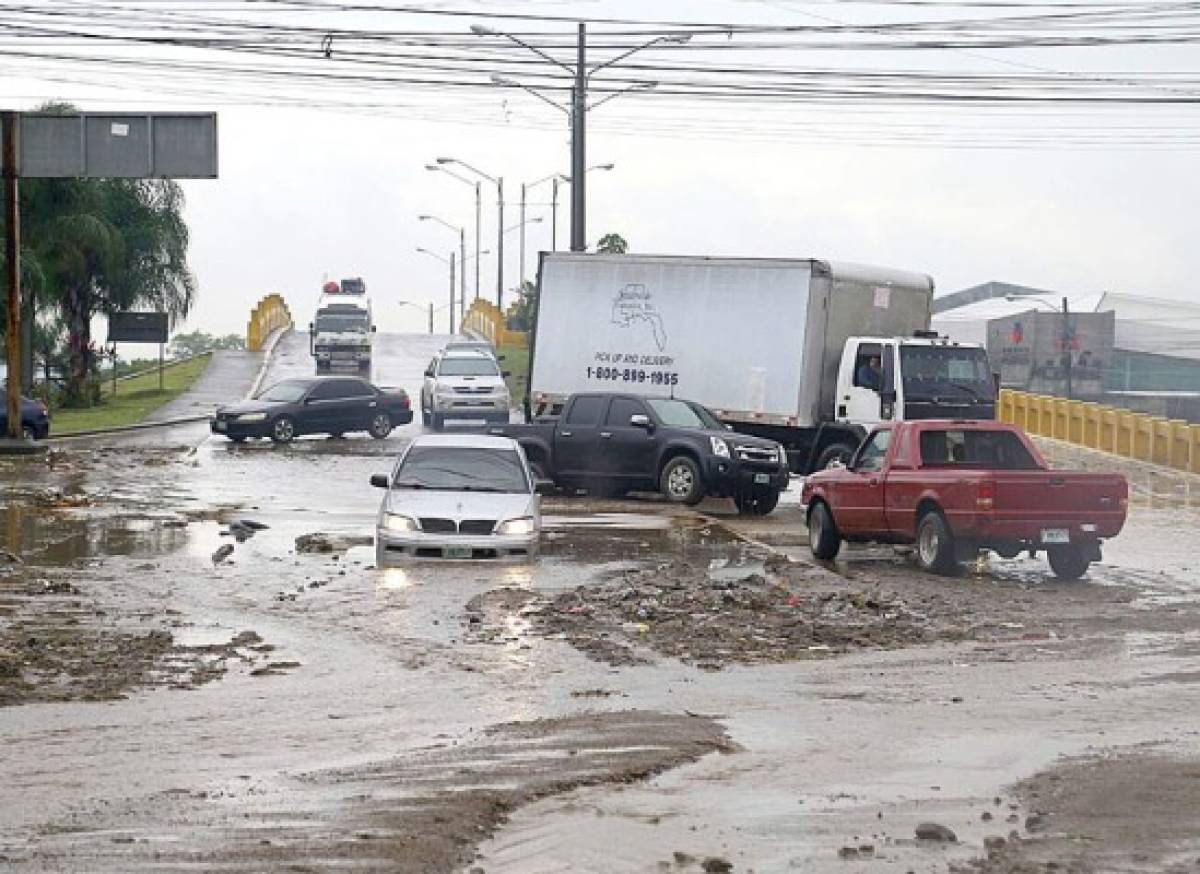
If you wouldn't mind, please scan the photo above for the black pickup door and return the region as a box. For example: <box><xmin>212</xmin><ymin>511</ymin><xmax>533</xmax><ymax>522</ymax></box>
<box><xmin>553</xmin><ymin>395</ymin><xmax>608</xmax><ymax>481</ymax></box>
<box><xmin>597</xmin><ymin>396</ymin><xmax>659</xmax><ymax>487</ymax></box>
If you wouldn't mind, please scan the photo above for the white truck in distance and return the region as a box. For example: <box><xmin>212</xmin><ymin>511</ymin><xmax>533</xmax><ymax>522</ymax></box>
<box><xmin>309</xmin><ymin>278</ymin><xmax>375</xmax><ymax>374</ymax></box>
<box><xmin>527</xmin><ymin>253</ymin><xmax>997</xmax><ymax>474</ymax></box>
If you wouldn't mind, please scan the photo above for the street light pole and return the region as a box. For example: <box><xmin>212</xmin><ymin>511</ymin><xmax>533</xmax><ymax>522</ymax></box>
<box><xmin>496</xmin><ymin>177</ymin><xmax>505</xmax><ymax>309</ymax></box>
<box><xmin>449</xmin><ymin>253</ymin><xmax>457</xmax><ymax>334</ymax></box>
<box><xmin>1061</xmin><ymin>296</ymin><xmax>1073</xmax><ymax>401</ymax></box>
<box><xmin>519</xmin><ymin>182</ymin><xmax>527</xmax><ymax>290</ymax></box>
<box><xmin>571</xmin><ymin>22</ymin><xmax>587</xmax><ymax>252</ymax></box>
<box><xmin>551</xmin><ymin>176</ymin><xmax>559</xmax><ymax>251</ymax></box>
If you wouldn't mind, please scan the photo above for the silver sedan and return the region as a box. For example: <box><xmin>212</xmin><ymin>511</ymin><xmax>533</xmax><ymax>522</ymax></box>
<box><xmin>372</xmin><ymin>434</ymin><xmax>545</xmax><ymax>564</ymax></box>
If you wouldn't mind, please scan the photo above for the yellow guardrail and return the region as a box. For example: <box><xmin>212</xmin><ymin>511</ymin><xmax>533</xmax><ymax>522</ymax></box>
<box><xmin>1000</xmin><ymin>389</ymin><xmax>1200</xmax><ymax>474</ymax></box>
<box><xmin>246</xmin><ymin>293</ymin><xmax>293</xmax><ymax>351</ymax></box>
<box><xmin>462</xmin><ymin>299</ymin><xmax>528</xmax><ymax>348</ymax></box>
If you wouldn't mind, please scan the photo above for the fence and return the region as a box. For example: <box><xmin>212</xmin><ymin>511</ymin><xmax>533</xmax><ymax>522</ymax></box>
<box><xmin>462</xmin><ymin>299</ymin><xmax>528</xmax><ymax>348</ymax></box>
<box><xmin>246</xmin><ymin>294</ymin><xmax>293</xmax><ymax>351</ymax></box>
<box><xmin>1000</xmin><ymin>389</ymin><xmax>1200</xmax><ymax>475</ymax></box>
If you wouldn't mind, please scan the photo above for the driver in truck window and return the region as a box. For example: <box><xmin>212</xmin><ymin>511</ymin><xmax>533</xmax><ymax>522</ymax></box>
<box><xmin>856</xmin><ymin>355</ymin><xmax>882</xmax><ymax>391</ymax></box>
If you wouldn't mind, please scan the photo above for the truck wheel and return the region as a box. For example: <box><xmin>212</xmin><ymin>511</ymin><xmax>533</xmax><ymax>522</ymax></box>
<box><xmin>736</xmin><ymin>489</ymin><xmax>780</xmax><ymax>516</ymax></box>
<box><xmin>916</xmin><ymin>510</ymin><xmax>958</xmax><ymax>575</ymax></box>
<box><xmin>807</xmin><ymin>501</ymin><xmax>841</xmax><ymax>560</ymax></box>
<box><xmin>660</xmin><ymin>456</ymin><xmax>705</xmax><ymax>506</ymax></box>
<box><xmin>430</xmin><ymin>413</ymin><xmax>445</xmax><ymax>432</ymax></box>
<box><xmin>1047</xmin><ymin>545</ymin><xmax>1090</xmax><ymax>581</ymax></box>
<box><xmin>270</xmin><ymin>415</ymin><xmax>297</xmax><ymax>444</ymax></box>
<box><xmin>368</xmin><ymin>412</ymin><xmax>392</xmax><ymax>440</ymax></box>
<box><xmin>815</xmin><ymin>443</ymin><xmax>855</xmax><ymax>471</ymax></box>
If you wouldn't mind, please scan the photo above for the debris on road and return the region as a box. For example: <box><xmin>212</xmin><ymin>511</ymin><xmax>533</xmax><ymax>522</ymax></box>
<box><xmin>295</xmin><ymin>532</ymin><xmax>373</xmax><ymax>554</ymax></box>
<box><xmin>467</xmin><ymin>560</ymin><xmax>969</xmax><ymax>669</ymax></box>
<box><xmin>212</xmin><ymin>543</ymin><xmax>234</xmax><ymax>564</ymax></box>
<box><xmin>916</xmin><ymin>822</ymin><xmax>958</xmax><ymax>842</ymax></box>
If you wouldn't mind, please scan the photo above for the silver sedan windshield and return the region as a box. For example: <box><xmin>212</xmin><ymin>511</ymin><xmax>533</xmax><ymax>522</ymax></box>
<box><xmin>393</xmin><ymin>447</ymin><xmax>529</xmax><ymax>493</ymax></box>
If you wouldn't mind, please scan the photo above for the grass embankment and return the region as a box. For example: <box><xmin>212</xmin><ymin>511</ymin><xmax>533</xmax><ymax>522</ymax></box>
<box><xmin>497</xmin><ymin>343</ymin><xmax>529</xmax><ymax>407</ymax></box>
<box><xmin>51</xmin><ymin>353</ymin><xmax>212</xmax><ymax>434</ymax></box>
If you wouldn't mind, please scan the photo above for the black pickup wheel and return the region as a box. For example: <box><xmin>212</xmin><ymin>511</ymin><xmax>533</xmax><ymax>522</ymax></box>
<box><xmin>660</xmin><ymin>456</ymin><xmax>705</xmax><ymax>506</ymax></box>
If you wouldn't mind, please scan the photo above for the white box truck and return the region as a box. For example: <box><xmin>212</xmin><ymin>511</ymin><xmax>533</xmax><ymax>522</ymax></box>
<box><xmin>309</xmin><ymin>278</ymin><xmax>375</xmax><ymax>374</ymax></box>
<box><xmin>527</xmin><ymin>253</ymin><xmax>996</xmax><ymax>473</ymax></box>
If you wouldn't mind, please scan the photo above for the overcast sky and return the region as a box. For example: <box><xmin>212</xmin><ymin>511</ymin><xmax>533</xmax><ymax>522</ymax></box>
<box><xmin>2</xmin><ymin>0</ymin><xmax>1197</xmax><ymax>336</ymax></box>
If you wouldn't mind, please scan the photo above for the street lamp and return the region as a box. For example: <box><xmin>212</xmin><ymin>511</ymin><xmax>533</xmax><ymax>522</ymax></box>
<box><xmin>521</xmin><ymin>163</ymin><xmax>614</xmax><ymax>275</ymax></box>
<box><xmin>416</xmin><ymin>247</ymin><xmax>457</xmax><ymax>334</ymax></box>
<box><xmin>476</xmin><ymin>24</ymin><xmax>690</xmax><ymax>251</ymax></box>
<box><xmin>419</xmin><ymin>213</ymin><xmax>467</xmax><ymax>323</ymax></box>
<box><xmin>1005</xmin><ymin>293</ymin><xmax>1075</xmax><ymax>399</ymax></box>
<box><xmin>398</xmin><ymin>300</ymin><xmax>436</xmax><ymax>335</ymax></box>
<box><xmin>436</xmin><ymin>156</ymin><xmax>507</xmax><ymax>309</ymax></box>
<box><xmin>425</xmin><ymin>163</ymin><xmax>482</xmax><ymax>302</ymax></box>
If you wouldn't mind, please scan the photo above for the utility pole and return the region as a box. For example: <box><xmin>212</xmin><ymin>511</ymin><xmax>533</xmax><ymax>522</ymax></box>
<box><xmin>3</xmin><ymin>111</ymin><xmax>22</xmax><ymax>441</ymax></box>
<box><xmin>473</xmin><ymin>181</ymin><xmax>481</xmax><ymax>300</ymax></box>
<box><xmin>428</xmin><ymin>302</ymin><xmax>434</xmax><ymax>335</ymax></box>
<box><xmin>571</xmin><ymin>22</ymin><xmax>587</xmax><ymax>252</ymax></box>
<box><xmin>459</xmin><ymin>226</ymin><xmax>467</xmax><ymax>318</ymax></box>
<box><xmin>449</xmin><ymin>252</ymin><xmax>457</xmax><ymax>334</ymax></box>
<box><xmin>1061</xmin><ymin>296</ymin><xmax>1073</xmax><ymax>400</ymax></box>
<box><xmin>496</xmin><ymin>177</ymin><xmax>505</xmax><ymax>310</ymax></box>
<box><xmin>551</xmin><ymin>176</ymin><xmax>559</xmax><ymax>251</ymax></box>
<box><xmin>519</xmin><ymin>182</ymin><xmax>527</xmax><ymax>286</ymax></box>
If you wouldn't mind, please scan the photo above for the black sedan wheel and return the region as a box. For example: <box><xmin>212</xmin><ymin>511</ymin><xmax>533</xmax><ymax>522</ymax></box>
<box><xmin>369</xmin><ymin>412</ymin><xmax>392</xmax><ymax>440</ymax></box>
<box><xmin>270</xmin><ymin>415</ymin><xmax>297</xmax><ymax>444</ymax></box>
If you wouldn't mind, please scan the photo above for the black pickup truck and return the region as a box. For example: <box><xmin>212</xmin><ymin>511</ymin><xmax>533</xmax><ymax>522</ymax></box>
<box><xmin>492</xmin><ymin>392</ymin><xmax>790</xmax><ymax>515</ymax></box>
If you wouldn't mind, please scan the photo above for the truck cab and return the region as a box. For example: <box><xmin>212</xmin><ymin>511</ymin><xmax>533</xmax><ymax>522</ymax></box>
<box><xmin>835</xmin><ymin>335</ymin><xmax>996</xmax><ymax>429</ymax></box>
<box><xmin>310</xmin><ymin>278</ymin><xmax>375</xmax><ymax>374</ymax></box>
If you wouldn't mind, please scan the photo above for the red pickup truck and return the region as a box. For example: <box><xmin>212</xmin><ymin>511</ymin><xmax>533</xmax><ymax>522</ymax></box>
<box><xmin>800</xmin><ymin>420</ymin><xmax>1128</xmax><ymax>579</ymax></box>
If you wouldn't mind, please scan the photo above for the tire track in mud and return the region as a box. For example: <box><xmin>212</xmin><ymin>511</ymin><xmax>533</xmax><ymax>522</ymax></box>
<box><xmin>10</xmin><ymin>710</ymin><xmax>734</xmax><ymax>873</ymax></box>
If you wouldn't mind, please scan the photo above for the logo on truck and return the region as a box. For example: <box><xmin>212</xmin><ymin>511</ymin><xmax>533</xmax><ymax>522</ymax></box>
<box><xmin>611</xmin><ymin>284</ymin><xmax>667</xmax><ymax>351</ymax></box>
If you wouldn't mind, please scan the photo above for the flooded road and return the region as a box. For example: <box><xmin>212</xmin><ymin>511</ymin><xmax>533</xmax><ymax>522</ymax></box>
<box><xmin>2</xmin><ymin>338</ymin><xmax>1199</xmax><ymax>872</ymax></box>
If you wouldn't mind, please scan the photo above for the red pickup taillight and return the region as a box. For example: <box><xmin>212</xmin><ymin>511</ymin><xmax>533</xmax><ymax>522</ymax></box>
<box><xmin>976</xmin><ymin>479</ymin><xmax>996</xmax><ymax>511</ymax></box>
<box><xmin>399</xmin><ymin>395</ymin><xmax>411</xmax><ymax>408</ymax></box>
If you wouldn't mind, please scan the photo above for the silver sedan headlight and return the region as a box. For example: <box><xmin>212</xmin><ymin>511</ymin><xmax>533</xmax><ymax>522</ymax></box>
<box><xmin>383</xmin><ymin>513</ymin><xmax>419</xmax><ymax>533</ymax></box>
<box><xmin>237</xmin><ymin>412</ymin><xmax>268</xmax><ymax>423</ymax></box>
<box><xmin>496</xmin><ymin>517</ymin><xmax>536</xmax><ymax>536</ymax></box>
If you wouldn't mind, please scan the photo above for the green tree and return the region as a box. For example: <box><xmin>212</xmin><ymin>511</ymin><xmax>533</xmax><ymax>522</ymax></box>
<box><xmin>170</xmin><ymin>330</ymin><xmax>245</xmax><ymax>358</ymax></box>
<box><xmin>596</xmin><ymin>233</ymin><xmax>628</xmax><ymax>254</ymax></box>
<box><xmin>509</xmin><ymin>280</ymin><xmax>538</xmax><ymax>331</ymax></box>
<box><xmin>4</xmin><ymin>101</ymin><xmax>197</xmax><ymax>406</ymax></box>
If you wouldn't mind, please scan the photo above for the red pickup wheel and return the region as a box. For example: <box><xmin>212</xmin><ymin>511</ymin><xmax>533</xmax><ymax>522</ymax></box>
<box><xmin>807</xmin><ymin>501</ymin><xmax>841</xmax><ymax>561</ymax></box>
<box><xmin>1047</xmin><ymin>545</ymin><xmax>1090</xmax><ymax>580</ymax></box>
<box><xmin>916</xmin><ymin>510</ymin><xmax>959</xmax><ymax>575</ymax></box>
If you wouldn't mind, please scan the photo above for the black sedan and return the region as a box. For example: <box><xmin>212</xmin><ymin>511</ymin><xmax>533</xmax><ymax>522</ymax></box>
<box><xmin>0</xmin><ymin>391</ymin><xmax>51</xmax><ymax>440</ymax></box>
<box><xmin>211</xmin><ymin>377</ymin><xmax>413</xmax><ymax>444</ymax></box>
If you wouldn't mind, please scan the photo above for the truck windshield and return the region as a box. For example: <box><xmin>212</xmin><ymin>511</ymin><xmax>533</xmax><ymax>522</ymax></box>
<box><xmin>439</xmin><ymin>358</ymin><xmax>500</xmax><ymax>377</ymax></box>
<box><xmin>647</xmin><ymin>399</ymin><xmax>712</xmax><ymax>429</ymax></box>
<box><xmin>315</xmin><ymin>312</ymin><xmax>369</xmax><ymax>333</ymax></box>
<box><xmin>900</xmin><ymin>346</ymin><xmax>994</xmax><ymax>401</ymax></box>
<box><xmin>392</xmin><ymin>447</ymin><xmax>529</xmax><ymax>493</ymax></box>
<box><xmin>919</xmin><ymin>429</ymin><xmax>1040</xmax><ymax>469</ymax></box>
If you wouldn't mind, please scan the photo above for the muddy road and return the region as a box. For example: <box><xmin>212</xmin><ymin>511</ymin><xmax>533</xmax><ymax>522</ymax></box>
<box><xmin>2</xmin><ymin>333</ymin><xmax>1199</xmax><ymax>872</ymax></box>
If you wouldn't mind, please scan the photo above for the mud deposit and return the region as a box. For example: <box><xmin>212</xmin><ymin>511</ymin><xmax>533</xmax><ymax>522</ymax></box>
<box><xmin>466</xmin><ymin>560</ymin><xmax>976</xmax><ymax>669</ymax></box>
<box><xmin>953</xmin><ymin>752</ymin><xmax>1200</xmax><ymax>873</ymax></box>
<box><xmin>16</xmin><ymin>710</ymin><xmax>732</xmax><ymax>874</ymax></box>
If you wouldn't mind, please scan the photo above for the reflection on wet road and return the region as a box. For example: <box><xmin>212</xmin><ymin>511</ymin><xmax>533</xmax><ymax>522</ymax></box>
<box><xmin>2</xmin><ymin>338</ymin><xmax>1200</xmax><ymax>872</ymax></box>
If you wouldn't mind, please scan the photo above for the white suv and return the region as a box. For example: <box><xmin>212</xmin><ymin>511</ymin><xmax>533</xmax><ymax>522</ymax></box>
<box><xmin>421</xmin><ymin>351</ymin><xmax>511</xmax><ymax>430</ymax></box>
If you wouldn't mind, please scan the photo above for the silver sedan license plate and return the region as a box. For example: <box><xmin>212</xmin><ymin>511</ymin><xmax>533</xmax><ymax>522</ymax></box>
<box><xmin>1041</xmin><ymin>528</ymin><xmax>1070</xmax><ymax>544</ymax></box>
<box><xmin>754</xmin><ymin>473</ymin><xmax>771</xmax><ymax>484</ymax></box>
<box><xmin>443</xmin><ymin>545</ymin><xmax>473</xmax><ymax>559</ymax></box>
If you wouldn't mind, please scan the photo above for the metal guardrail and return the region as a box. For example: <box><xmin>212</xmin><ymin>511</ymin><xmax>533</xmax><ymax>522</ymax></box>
<box><xmin>462</xmin><ymin>299</ymin><xmax>528</xmax><ymax>348</ymax></box>
<box><xmin>1000</xmin><ymin>389</ymin><xmax>1200</xmax><ymax>474</ymax></box>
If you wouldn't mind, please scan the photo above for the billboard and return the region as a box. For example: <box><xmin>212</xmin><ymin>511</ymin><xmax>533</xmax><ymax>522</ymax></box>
<box><xmin>987</xmin><ymin>310</ymin><xmax>1115</xmax><ymax>396</ymax></box>
<box><xmin>108</xmin><ymin>312</ymin><xmax>169</xmax><ymax>344</ymax></box>
<box><xmin>18</xmin><ymin>113</ymin><xmax>218</xmax><ymax>179</ymax></box>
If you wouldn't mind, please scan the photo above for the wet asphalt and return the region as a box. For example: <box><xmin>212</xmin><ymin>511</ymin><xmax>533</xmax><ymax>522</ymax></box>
<box><xmin>1</xmin><ymin>332</ymin><xmax>1199</xmax><ymax>872</ymax></box>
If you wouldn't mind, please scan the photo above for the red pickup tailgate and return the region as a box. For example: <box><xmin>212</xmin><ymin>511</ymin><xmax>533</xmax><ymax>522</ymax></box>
<box><xmin>988</xmin><ymin>471</ymin><xmax>1128</xmax><ymax>539</ymax></box>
